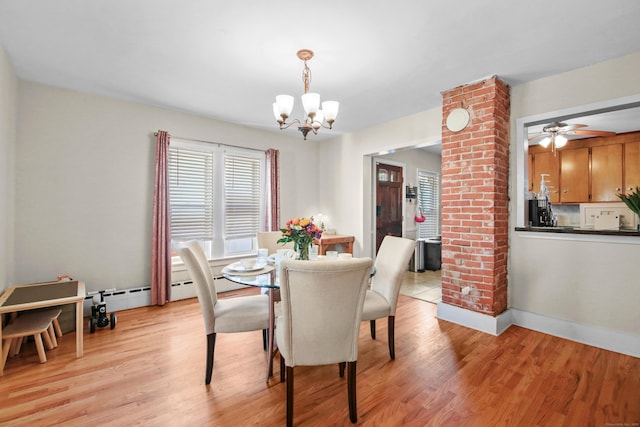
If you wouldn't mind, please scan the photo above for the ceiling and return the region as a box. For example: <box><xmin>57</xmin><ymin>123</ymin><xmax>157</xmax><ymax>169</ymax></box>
<box><xmin>1</xmin><ymin>1</ymin><xmax>640</xmax><ymax>141</ymax></box>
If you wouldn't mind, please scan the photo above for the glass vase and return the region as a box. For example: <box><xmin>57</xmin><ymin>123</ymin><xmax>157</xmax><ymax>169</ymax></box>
<box><xmin>298</xmin><ymin>242</ymin><xmax>310</xmax><ymax>261</ymax></box>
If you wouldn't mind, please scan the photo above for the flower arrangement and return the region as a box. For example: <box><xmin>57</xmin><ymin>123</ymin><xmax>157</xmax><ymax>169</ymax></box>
<box><xmin>617</xmin><ymin>186</ymin><xmax>640</xmax><ymax>230</ymax></box>
<box><xmin>278</xmin><ymin>216</ymin><xmax>323</xmax><ymax>260</ymax></box>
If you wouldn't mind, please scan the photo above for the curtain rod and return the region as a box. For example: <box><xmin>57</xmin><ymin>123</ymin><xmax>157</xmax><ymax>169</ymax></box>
<box><xmin>153</xmin><ymin>132</ymin><xmax>266</xmax><ymax>153</ymax></box>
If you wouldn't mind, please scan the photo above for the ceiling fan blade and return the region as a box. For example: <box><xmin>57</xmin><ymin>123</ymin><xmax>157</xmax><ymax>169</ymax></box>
<box><xmin>528</xmin><ymin>134</ymin><xmax>549</xmax><ymax>144</ymax></box>
<box><xmin>558</xmin><ymin>123</ymin><xmax>587</xmax><ymax>132</ymax></box>
<box><xmin>571</xmin><ymin>129</ymin><xmax>616</xmax><ymax>137</ymax></box>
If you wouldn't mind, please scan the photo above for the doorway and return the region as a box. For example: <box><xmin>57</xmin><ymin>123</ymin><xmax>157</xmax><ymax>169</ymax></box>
<box><xmin>375</xmin><ymin>161</ymin><xmax>403</xmax><ymax>253</ymax></box>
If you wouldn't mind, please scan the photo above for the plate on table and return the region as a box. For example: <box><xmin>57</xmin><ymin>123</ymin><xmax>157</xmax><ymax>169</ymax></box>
<box><xmin>226</xmin><ymin>261</ymin><xmax>267</xmax><ymax>272</ymax></box>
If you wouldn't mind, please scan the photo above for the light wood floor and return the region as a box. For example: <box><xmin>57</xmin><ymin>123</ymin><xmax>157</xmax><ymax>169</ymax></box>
<box><xmin>1</xmin><ymin>289</ymin><xmax>638</xmax><ymax>426</ymax></box>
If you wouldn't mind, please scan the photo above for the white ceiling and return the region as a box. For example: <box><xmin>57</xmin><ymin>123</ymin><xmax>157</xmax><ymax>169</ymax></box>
<box><xmin>1</xmin><ymin>1</ymin><xmax>640</xmax><ymax>141</ymax></box>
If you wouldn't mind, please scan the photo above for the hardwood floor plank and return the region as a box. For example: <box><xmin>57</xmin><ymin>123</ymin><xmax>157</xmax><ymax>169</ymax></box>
<box><xmin>1</xmin><ymin>293</ymin><xmax>638</xmax><ymax>426</ymax></box>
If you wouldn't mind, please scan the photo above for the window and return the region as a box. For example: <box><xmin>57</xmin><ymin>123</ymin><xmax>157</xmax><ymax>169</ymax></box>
<box><xmin>417</xmin><ymin>169</ymin><xmax>440</xmax><ymax>238</ymax></box>
<box><xmin>169</xmin><ymin>139</ymin><xmax>265</xmax><ymax>259</ymax></box>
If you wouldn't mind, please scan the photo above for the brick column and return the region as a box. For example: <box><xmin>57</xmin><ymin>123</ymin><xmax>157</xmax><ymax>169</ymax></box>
<box><xmin>440</xmin><ymin>76</ymin><xmax>510</xmax><ymax>316</ymax></box>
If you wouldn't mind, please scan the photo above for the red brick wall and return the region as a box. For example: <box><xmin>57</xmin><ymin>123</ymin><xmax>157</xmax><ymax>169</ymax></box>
<box><xmin>440</xmin><ymin>77</ymin><xmax>510</xmax><ymax>316</ymax></box>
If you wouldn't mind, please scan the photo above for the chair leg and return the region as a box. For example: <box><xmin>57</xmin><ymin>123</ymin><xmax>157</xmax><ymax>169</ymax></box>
<box><xmin>2</xmin><ymin>338</ymin><xmax>14</xmax><ymax>372</ymax></box>
<box><xmin>48</xmin><ymin>324</ymin><xmax>58</xmax><ymax>348</ymax></box>
<box><xmin>286</xmin><ymin>366</ymin><xmax>294</xmax><ymax>427</ymax></box>
<box><xmin>42</xmin><ymin>328</ymin><xmax>55</xmax><ymax>350</ymax></box>
<box><xmin>34</xmin><ymin>334</ymin><xmax>47</xmax><ymax>363</ymax></box>
<box><xmin>388</xmin><ymin>316</ymin><xmax>395</xmax><ymax>360</ymax></box>
<box><xmin>262</xmin><ymin>329</ymin><xmax>267</xmax><ymax>351</ymax></box>
<box><xmin>10</xmin><ymin>337</ymin><xmax>22</xmax><ymax>356</ymax></box>
<box><xmin>205</xmin><ymin>333</ymin><xmax>216</xmax><ymax>385</ymax></box>
<box><xmin>52</xmin><ymin>318</ymin><xmax>63</xmax><ymax>337</ymax></box>
<box><xmin>347</xmin><ymin>361</ymin><xmax>357</xmax><ymax>423</ymax></box>
<box><xmin>280</xmin><ymin>354</ymin><xmax>286</xmax><ymax>383</ymax></box>
<box><xmin>370</xmin><ymin>319</ymin><xmax>376</xmax><ymax>339</ymax></box>
<box><xmin>339</xmin><ymin>362</ymin><xmax>346</xmax><ymax>378</ymax></box>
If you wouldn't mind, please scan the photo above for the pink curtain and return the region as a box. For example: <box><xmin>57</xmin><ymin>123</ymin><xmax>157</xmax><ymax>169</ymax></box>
<box><xmin>266</xmin><ymin>148</ymin><xmax>280</xmax><ymax>231</ymax></box>
<box><xmin>151</xmin><ymin>130</ymin><xmax>171</xmax><ymax>306</ymax></box>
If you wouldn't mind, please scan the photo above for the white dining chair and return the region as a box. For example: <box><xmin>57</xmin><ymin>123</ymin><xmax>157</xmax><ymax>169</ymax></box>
<box><xmin>256</xmin><ymin>231</ymin><xmax>294</xmax><ymax>254</ymax></box>
<box><xmin>276</xmin><ymin>257</ymin><xmax>373</xmax><ymax>426</ymax></box>
<box><xmin>179</xmin><ymin>240</ymin><xmax>269</xmax><ymax>384</ymax></box>
<box><xmin>361</xmin><ymin>235</ymin><xmax>415</xmax><ymax>359</ymax></box>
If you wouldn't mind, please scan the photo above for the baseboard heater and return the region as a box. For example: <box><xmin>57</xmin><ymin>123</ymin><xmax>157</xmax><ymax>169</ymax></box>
<box><xmin>82</xmin><ymin>275</ymin><xmax>243</xmax><ymax>315</ymax></box>
<box><xmin>83</xmin><ymin>286</ymin><xmax>151</xmax><ymax>316</ymax></box>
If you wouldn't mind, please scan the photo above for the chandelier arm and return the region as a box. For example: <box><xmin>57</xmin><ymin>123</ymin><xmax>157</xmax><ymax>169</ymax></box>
<box><xmin>278</xmin><ymin>118</ymin><xmax>301</xmax><ymax>130</ymax></box>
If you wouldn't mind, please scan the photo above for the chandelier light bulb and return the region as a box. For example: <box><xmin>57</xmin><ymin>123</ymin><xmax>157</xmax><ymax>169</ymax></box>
<box><xmin>322</xmin><ymin>101</ymin><xmax>339</xmax><ymax>124</ymax></box>
<box><xmin>302</xmin><ymin>93</ymin><xmax>320</xmax><ymax>116</ymax></box>
<box><xmin>275</xmin><ymin>95</ymin><xmax>294</xmax><ymax>118</ymax></box>
<box><xmin>312</xmin><ymin>110</ymin><xmax>324</xmax><ymax>129</ymax></box>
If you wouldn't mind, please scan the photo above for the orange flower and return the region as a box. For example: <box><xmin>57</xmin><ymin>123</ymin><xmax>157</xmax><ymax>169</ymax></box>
<box><xmin>300</xmin><ymin>218</ymin><xmax>310</xmax><ymax>227</ymax></box>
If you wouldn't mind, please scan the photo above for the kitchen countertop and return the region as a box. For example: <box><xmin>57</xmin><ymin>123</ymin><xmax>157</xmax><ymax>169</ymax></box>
<box><xmin>515</xmin><ymin>226</ymin><xmax>640</xmax><ymax>237</ymax></box>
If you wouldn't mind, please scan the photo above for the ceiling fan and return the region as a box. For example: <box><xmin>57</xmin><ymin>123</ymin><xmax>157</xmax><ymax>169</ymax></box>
<box><xmin>528</xmin><ymin>121</ymin><xmax>616</xmax><ymax>151</ymax></box>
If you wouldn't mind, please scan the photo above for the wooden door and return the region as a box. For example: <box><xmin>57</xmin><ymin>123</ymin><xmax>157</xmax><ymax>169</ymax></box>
<box><xmin>376</xmin><ymin>163</ymin><xmax>403</xmax><ymax>253</ymax></box>
<box><xmin>531</xmin><ymin>150</ymin><xmax>560</xmax><ymax>203</ymax></box>
<box><xmin>624</xmin><ymin>140</ymin><xmax>640</xmax><ymax>192</ymax></box>
<box><xmin>591</xmin><ymin>144</ymin><xmax>623</xmax><ymax>202</ymax></box>
<box><xmin>560</xmin><ymin>147</ymin><xmax>590</xmax><ymax>203</ymax></box>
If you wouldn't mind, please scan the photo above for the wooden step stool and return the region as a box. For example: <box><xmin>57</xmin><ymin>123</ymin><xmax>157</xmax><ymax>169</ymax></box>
<box><xmin>1</xmin><ymin>308</ymin><xmax>62</xmax><ymax>372</ymax></box>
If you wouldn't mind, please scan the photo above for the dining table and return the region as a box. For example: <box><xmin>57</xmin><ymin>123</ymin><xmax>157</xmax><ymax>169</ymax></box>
<box><xmin>0</xmin><ymin>280</ymin><xmax>86</xmax><ymax>375</ymax></box>
<box><xmin>221</xmin><ymin>259</ymin><xmax>375</xmax><ymax>383</ymax></box>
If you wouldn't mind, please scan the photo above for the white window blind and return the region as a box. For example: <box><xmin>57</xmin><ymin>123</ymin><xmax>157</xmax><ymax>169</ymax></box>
<box><xmin>168</xmin><ymin>147</ymin><xmax>214</xmax><ymax>242</ymax></box>
<box><xmin>417</xmin><ymin>169</ymin><xmax>440</xmax><ymax>238</ymax></box>
<box><xmin>168</xmin><ymin>139</ymin><xmax>265</xmax><ymax>258</ymax></box>
<box><xmin>224</xmin><ymin>154</ymin><xmax>262</xmax><ymax>238</ymax></box>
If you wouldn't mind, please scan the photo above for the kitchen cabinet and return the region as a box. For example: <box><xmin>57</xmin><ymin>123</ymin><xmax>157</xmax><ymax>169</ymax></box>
<box><xmin>529</xmin><ymin>150</ymin><xmax>560</xmax><ymax>203</ymax></box>
<box><xmin>591</xmin><ymin>143</ymin><xmax>623</xmax><ymax>202</ymax></box>
<box><xmin>624</xmin><ymin>140</ymin><xmax>640</xmax><ymax>191</ymax></box>
<box><xmin>560</xmin><ymin>147</ymin><xmax>590</xmax><ymax>203</ymax></box>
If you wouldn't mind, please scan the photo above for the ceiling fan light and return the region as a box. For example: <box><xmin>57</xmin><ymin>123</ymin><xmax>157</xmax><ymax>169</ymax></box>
<box><xmin>321</xmin><ymin>101</ymin><xmax>339</xmax><ymax>122</ymax></box>
<box><xmin>275</xmin><ymin>95</ymin><xmax>294</xmax><ymax>117</ymax></box>
<box><xmin>555</xmin><ymin>134</ymin><xmax>568</xmax><ymax>148</ymax></box>
<box><xmin>302</xmin><ymin>92</ymin><xmax>320</xmax><ymax>116</ymax></box>
<box><xmin>539</xmin><ymin>136</ymin><xmax>551</xmax><ymax>148</ymax></box>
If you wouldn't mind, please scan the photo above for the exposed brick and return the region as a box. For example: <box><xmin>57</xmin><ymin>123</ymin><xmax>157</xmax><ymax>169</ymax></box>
<box><xmin>441</xmin><ymin>76</ymin><xmax>510</xmax><ymax>316</ymax></box>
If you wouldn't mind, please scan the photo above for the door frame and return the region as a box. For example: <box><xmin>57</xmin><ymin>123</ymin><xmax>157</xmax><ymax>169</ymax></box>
<box><xmin>371</xmin><ymin>157</ymin><xmax>407</xmax><ymax>258</ymax></box>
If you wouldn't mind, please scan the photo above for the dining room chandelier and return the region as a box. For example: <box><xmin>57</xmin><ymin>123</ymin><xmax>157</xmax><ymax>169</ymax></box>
<box><xmin>272</xmin><ymin>49</ymin><xmax>339</xmax><ymax>140</ymax></box>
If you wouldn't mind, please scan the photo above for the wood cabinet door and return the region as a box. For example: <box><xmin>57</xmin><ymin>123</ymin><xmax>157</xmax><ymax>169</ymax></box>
<box><xmin>531</xmin><ymin>151</ymin><xmax>560</xmax><ymax>203</ymax></box>
<box><xmin>560</xmin><ymin>147</ymin><xmax>590</xmax><ymax>203</ymax></box>
<box><xmin>624</xmin><ymin>140</ymin><xmax>640</xmax><ymax>192</ymax></box>
<box><xmin>591</xmin><ymin>143</ymin><xmax>623</xmax><ymax>202</ymax></box>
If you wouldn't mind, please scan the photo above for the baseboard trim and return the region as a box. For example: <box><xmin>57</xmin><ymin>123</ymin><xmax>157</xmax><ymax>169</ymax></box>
<box><xmin>509</xmin><ymin>308</ymin><xmax>640</xmax><ymax>358</ymax></box>
<box><xmin>436</xmin><ymin>302</ymin><xmax>511</xmax><ymax>336</ymax></box>
<box><xmin>436</xmin><ymin>302</ymin><xmax>640</xmax><ymax>358</ymax></box>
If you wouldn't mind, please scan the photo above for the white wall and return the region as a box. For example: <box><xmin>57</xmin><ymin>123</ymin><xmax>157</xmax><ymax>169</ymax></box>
<box><xmin>318</xmin><ymin>108</ymin><xmax>442</xmax><ymax>257</ymax></box>
<box><xmin>14</xmin><ymin>81</ymin><xmax>318</xmax><ymax>293</ymax></box>
<box><xmin>509</xmin><ymin>51</ymin><xmax>640</xmax><ymax>337</ymax></box>
<box><xmin>0</xmin><ymin>47</ymin><xmax>17</xmax><ymax>292</ymax></box>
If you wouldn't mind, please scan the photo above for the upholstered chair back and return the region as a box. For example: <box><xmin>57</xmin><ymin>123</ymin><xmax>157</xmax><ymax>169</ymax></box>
<box><xmin>179</xmin><ymin>240</ymin><xmax>218</xmax><ymax>335</ymax></box>
<box><xmin>257</xmin><ymin>231</ymin><xmax>294</xmax><ymax>255</ymax></box>
<box><xmin>370</xmin><ymin>236</ymin><xmax>415</xmax><ymax>316</ymax></box>
<box><xmin>276</xmin><ymin>258</ymin><xmax>373</xmax><ymax>367</ymax></box>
